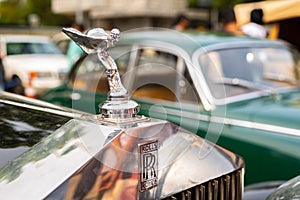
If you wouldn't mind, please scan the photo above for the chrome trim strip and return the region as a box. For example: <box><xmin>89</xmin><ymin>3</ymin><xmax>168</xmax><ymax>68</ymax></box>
<box><xmin>222</xmin><ymin>117</ymin><xmax>300</xmax><ymax>137</ymax></box>
<box><xmin>151</xmin><ymin>106</ymin><xmax>300</xmax><ymax>137</ymax></box>
<box><xmin>0</xmin><ymin>99</ymin><xmax>84</xmax><ymax>119</ymax></box>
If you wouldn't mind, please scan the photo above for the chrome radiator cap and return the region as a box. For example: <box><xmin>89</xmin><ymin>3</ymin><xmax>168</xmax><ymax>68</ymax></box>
<box><xmin>62</xmin><ymin>27</ymin><xmax>140</xmax><ymax>123</ymax></box>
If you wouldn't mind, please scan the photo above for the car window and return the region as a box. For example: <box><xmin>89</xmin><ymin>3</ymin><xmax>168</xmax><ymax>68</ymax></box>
<box><xmin>71</xmin><ymin>54</ymin><xmax>107</xmax><ymax>93</ymax></box>
<box><xmin>131</xmin><ymin>47</ymin><xmax>200</xmax><ymax>104</ymax></box>
<box><xmin>110</xmin><ymin>45</ymin><xmax>131</xmax><ymax>73</ymax></box>
<box><xmin>262</xmin><ymin>48</ymin><xmax>297</xmax><ymax>83</ymax></box>
<box><xmin>70</xmin><ymin>45</ymin><xmax>131</xmax><ymax>93</ymax></box>
<box><xmin>181</xmin><ymin>65</ymin><xmax>202</xmax><ymax>104</ymax></box>
<box><xmin>6</xmin><ymin>42</ymin><xmax>61</xmax><ymax>55</ymax></box>
<box><xmin>198</xmin><ymin>47</ymin><xmax>299</xmax><ymax>99</ymax></box>
<box><xmin>131</xmin><ymin>48</ymin><xmax>178</xmax><ymax>102</ymax></box>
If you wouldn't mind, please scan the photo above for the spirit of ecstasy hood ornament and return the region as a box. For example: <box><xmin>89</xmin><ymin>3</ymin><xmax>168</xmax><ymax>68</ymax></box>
<box><xmin>62</xmin><ymin>27</ymin><xmax>139</xmax><ymax>121</ymax></box>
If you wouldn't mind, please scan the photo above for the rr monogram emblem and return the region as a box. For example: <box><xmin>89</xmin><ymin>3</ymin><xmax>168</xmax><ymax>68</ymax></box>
<box><xmin>138</xmin><ymin>140</ymin><xmax>158</xmax><ymax>192</ymax></box>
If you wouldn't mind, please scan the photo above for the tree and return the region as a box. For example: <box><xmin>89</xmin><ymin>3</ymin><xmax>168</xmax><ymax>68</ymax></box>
<box><xmin>0</xmin><ymin>0</ymin><xmax>72</xmax><ymax>26</ymax></box>
<box><xmin>26</xmin><ymin>0</ymin><xmax>72</xmax><ymax>26</ymax></box>
<box><xmin>0</xmin><ymin>0</ymin><xmax>28</xmax><ymax>25</ymax></box>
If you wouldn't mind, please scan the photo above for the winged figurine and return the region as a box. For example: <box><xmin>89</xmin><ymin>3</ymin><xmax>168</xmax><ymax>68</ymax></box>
<box><xmin>62</xmin><ymin>27</ymin><xmax>120</xmax><ymax>56</ymax></box>
<box><xmin>62</xmin><ymin>26</ymin><xmax>127</xmax><ymax>99</ymax></box>
<box><xmin>62</xmin><ymin>26</ymin><xmax>139</xmax><ymax>120</ymax></box>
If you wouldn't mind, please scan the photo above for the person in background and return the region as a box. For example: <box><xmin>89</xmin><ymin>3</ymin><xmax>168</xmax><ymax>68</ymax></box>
<box><xmin>171</xmin><ymin>14</ymin><xmax>190</xmax><ymax>31</ymax></box>
<box><xmin>219</xmin><ymin>6</ymin><xmax>244</xmax><ymax>35</ymax></box>
<box><xmin>66</xmin><ymin>23</ymin><xmax>85</xmax><ymax>68</ymax></box>
<box><xmin>0</xmin><ymin>51</ymin><xmax>5</xmax><ymax>91</ymax></box>
<box><xmin>241</xmin><ymin>8</ymin><xmax>267</xmax><ymax>38</ymax></box>
<box><xmin>0</xmin><ymin>51</ymin><xmax>24</xmax><ymax>94</ymax></box>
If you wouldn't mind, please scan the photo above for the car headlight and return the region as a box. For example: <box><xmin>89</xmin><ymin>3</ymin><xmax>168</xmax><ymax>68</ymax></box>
<box><xmin>29</xmin><ymin>71</ymin><xmax>53</xmax><ymax>79</ymax></box>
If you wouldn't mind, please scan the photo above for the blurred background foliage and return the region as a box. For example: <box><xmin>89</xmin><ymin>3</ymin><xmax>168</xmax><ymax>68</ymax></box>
<box><xmin>0</xmin><ymin>0</ymin><xmax>72</xmax><ymax>26</ymax></box>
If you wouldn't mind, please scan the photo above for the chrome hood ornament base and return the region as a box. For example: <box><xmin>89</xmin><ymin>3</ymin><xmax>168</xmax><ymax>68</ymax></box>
<box><xmin>62</xmin><ymin>27</ymin><xmax>139</xmax><ymax>122</ymax></box>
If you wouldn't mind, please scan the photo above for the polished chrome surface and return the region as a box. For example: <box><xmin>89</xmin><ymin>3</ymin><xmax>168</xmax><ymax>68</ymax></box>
<box><xmin>98</xmin><ymin>96</ymin><xmax>140</xmax><ymax>120</ymax></box>
<box><xmin>0</xmin><ymin>119</ymin><xmax>115</xmax><ymax>199</ymax></box>
<box><xmin>0</xmin><ymin>118</ymin><xmax>243</xmax><ymax>199</ymax></box>
<box><xmin>62</xmin><ymin>27</ymin><xmax>139</xmax><ymax>121</ymax></box>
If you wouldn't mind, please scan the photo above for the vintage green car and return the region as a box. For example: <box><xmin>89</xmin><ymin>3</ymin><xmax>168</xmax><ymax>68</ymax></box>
<box><xmin>41</xmin><ymin>28</ymin><xmax>300</xmax><ymax>185</ymax></box>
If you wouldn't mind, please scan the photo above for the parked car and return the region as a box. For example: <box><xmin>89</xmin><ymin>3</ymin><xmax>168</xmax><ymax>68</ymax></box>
<box><xmin>0</xmin><ymin>34</ymin><xmax>70</xmax><ymax>97</ymax></box>
<box><xmin>40</xmin><ymin>28</ymin><xmax>300</xmax><ymax>185</ymax></box>
<box><xmin>0</xmin><ymin>90</ymin><xmax>244</xmax><ymax>199</ymax></box>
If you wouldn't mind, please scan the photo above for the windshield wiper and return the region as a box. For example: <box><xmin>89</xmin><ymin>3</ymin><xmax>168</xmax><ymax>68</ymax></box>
<box><xmin>214</xmin><ymin>77</ymin><xmax>288</xmax><ymax>99</ymax></box>
<box><xmin>213</xmin><ymin>77</ymin><xmax>264</xmax><ymax>90</ymax></box>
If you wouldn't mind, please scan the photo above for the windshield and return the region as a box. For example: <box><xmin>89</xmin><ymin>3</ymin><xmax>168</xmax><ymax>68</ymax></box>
<box><xmin>198</xmin><ymin>46</ymin><xmax>300</xmax><ymax>99</ymax></box>
<box><xmin>6</xmin><ymin>42</ymin><xmax>62</xmax><ymax>55</ymax></box>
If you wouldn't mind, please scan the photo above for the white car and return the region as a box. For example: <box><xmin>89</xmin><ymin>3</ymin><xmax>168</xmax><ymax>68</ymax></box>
<box><xmin>0</xmin><ymin>34</ymin><xmax>70</xmax><ymax>97</ymax></box>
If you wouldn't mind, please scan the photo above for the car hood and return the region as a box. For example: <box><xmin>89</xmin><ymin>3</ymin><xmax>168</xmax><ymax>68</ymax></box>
<box><xmin>3</xmin><ymin>54</ymin><xmax>70</xmax><ymax>72</ymax></box>
<box><xmin>0</xmin><ymin>91</ymin><xmax>91</xmax><ymax>168</ymax></box>
<box><xmin>229</xmin><ymin>90</ymin><xmax>300</xmax><ymax>132</ymax></box>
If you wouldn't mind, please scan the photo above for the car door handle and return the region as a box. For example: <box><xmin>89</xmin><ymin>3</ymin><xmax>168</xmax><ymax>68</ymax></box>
<box><xmin>70</xmin><ymin>92</ymin><xmax>81</xmax><ymax>100</ymax></box>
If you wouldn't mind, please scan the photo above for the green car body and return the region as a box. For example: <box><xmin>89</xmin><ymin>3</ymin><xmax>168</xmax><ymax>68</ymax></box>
<box><xmin>41</xmin><ymin>29</ymin><xmax>300</xmax><ymax>185</ymax></box>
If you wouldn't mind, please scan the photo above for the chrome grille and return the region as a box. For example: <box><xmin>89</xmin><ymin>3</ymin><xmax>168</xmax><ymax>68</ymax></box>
<box><xmin>163</xmin><ymin>169</ymin><xmax>244</xmax><ymax>200</ymax></box>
